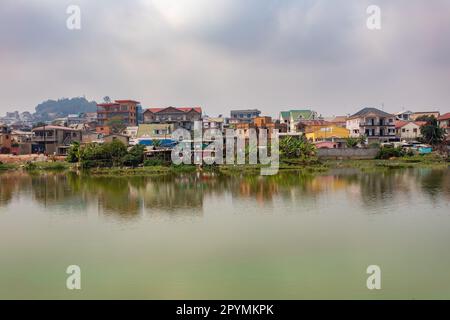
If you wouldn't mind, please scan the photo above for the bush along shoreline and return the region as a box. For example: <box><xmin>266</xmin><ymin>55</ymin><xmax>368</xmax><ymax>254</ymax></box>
<box><xmin>0</xmin><ymin>138</ymin><xmax>448</xmax><ymax>176</ymax></box>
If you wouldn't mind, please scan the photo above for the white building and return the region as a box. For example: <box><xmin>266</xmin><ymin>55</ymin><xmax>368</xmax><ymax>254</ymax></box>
<box><xmin>395</xmin><ymin>121</ymin><xmax>426</xmax><ymax>141</ymax></box>
<box><xmin>346</xmin><ymin>107</ymin><xmax>396</xmax><ymax>143</ymax></box>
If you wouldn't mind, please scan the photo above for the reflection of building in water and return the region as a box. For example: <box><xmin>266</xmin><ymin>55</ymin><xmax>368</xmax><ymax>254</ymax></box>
<box><xmin>141</xmin><ymin>176</ymin><xmax>204</xmax><ymax>216</ymax></box>
<box><xmin>87</xmin><ymin>177</ymin><xmax>142</xmax><ymax>218</ymax></box>
<box><xmin>1</xmin><ymin>168</ymin><xmax>448</xmax><ymax>219</ymax></box>
<box><xmin>31</xmin><ymin>173</ymin><xmax>88</xmax><ymax>211</ymax></box>
<box><xmin>0</xmin><ymin>172</ymin><xmax>32</xmax><ymax>206</ymax></box>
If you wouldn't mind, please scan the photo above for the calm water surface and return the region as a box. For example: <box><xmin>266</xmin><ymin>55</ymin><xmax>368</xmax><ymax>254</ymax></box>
<box><xmin>0</xmin><ymin>167</ymin><xmax>449</xmax><ymax>299</ymax></box>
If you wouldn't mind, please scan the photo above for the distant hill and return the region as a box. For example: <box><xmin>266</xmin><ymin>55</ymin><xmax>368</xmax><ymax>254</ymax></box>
<box><xmin>34</xmin><ymin>97</ymin><xmax>97</xmax><ymax>121</ymax></box>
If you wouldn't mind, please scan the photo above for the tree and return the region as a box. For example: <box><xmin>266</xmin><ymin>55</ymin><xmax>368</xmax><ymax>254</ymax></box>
<box><xmin>122</xmin><ymin>144</ymin><xmax>145</xmax><ymax>167</ymax></box>
<box><xmin>345</xmin><ymin>137</ymin><xmax>359</xmax><ymax>148</ymax></box>
<box><xmin>358</xmin><ymin>135</ymin><xmax>367</xmax><ymax>147</ymax></box>
<box><xmin>107</xmin><ymin>116</ymin><xmax>126</xmax><ymax>134</ymax></box>
<box><xmin>279</xmin><ymin>136</ymin><xmax>316</xmax><ymax>161</ymax></box>
<box><xmin>103</xmin><ymin>139</ymin><xmax>128</xmax><ymax>166</ymax></box>
<box><xmin>67</xmin><ymin>141</ymin><xmax>81</xmax><ymax>163</ymax></box>
<box><xmin>418</xmin><ymin>116</ymin><xmax>445</xmax><ymax>145</ymax></box>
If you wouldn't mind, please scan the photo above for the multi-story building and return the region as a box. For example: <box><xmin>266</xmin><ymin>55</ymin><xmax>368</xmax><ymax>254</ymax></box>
<box><xmin>235</xmin><ymin>117</ymin><xmax>287</xmax><ymax>139</ymax></box>
<box><xmin>279</xmin><ymin>110</ymin><xmax>319</xmax><ymax>132</ymax></box>
<box><xmin>123</xmin><ymin>126</ymin><xmax>139</xmax><ymax>139</ymax></box>
<box><xmin>31</xmin><ymin>125</ymin><xmax>82</xmax><ymax>155</ymax></box>
<box><xmin>230</xmin><ymin>109</ymin><xmax>261</xmax><ymax>124</ymax></box>
<box><xmin>346</xmin><ymin>107</ymin><xmax>396</xmax><ymax>143</ymax></box>
<box><xmin>410</xmin><ymin>111</ymin><xmax>440</xmax><ymax>121</ymax></box>
<box><xmin>143</xmin><ymin>107</ymin><xmax>202</xmax><ymax>131</ymax></box>
<box><xmin>438</xmin><ymin>113</ymin><xmax>450</xmax><ymax>141</ymax></box>
<box><xmin>0</xmin><ymin>125</ymin><xmax>12</xmax><ymax>153</ymax></box>
<box><xmin>97</xmin><ymin>99</ymin><xmax>140</xmax><ymax>127</ymax></box>
<box><xmin>395</xmin><ymin>110</ymin><xmax>414</xmax><ymax>121</ymax></box>
<box><xmin>327</xmin><ymin>116</ymin><xmax>348</xmax><ymax>128</ymax></box>
<box><xmin>203</xmin><ymin>117</ymin><xmax>226</xmax><ymax>132</ymax></box>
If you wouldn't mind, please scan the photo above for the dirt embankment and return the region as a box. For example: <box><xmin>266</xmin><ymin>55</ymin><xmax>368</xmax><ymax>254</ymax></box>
<box><xmin>0</xmin><ymin>154</ymin><xmax>66</xmax><ymax>164</ymax></box>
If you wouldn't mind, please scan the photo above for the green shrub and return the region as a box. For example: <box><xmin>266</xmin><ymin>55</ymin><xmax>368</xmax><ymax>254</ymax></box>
<box><xmin>376</xmin><ymin>146</ymin><xmax>405</xmax><ymax>159</ymax></box>
<box><xmin>144</xmin><ymin>159</ymin><xmax>164</xmax><ymax>167</ymax></box>
<box><xmin>24</xmin><ymin>162</ymin><xmax>37</xmax><ymax>171</ymax></box>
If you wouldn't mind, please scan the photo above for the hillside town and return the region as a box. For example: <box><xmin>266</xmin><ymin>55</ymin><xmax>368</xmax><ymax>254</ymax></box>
<box><xmin>0</xmin><ymin>99</ymin><xmax>449</xmax><ymax>163</ymax></box>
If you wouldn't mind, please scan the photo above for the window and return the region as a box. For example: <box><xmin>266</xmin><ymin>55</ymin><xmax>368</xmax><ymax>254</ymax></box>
<box><xmin>413</xmin><ymin>128</ymin><xmax>417</xmax><ymax>133</ymax></box>
<box><xmin>402</xmin><ymin>129</ymin><xmax>406</xmax><ymax>133</ymax></box>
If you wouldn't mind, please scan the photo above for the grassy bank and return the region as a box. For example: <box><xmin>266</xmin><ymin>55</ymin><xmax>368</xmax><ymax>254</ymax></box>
<box><xmin>86</xmin><ymin>165</ymin><xmax>198</xmax><ymax>177</ymax></box>
<box><xmin>0</xmin><ymin>154</ymin><xmax>447</xmax><ymax>176</ymax></box>
<box><xmin>0</xmin><ymin>163</ymin><xmax>19</xmax><ymax>171</ymax></box>
<box><xmin>325</xmin><ymin>154</ymin><xmax>448</xmax><ymax>171</ymax></box>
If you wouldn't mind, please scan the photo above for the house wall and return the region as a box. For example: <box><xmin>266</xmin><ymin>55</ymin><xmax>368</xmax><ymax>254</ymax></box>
<box><xmin>398</xmin><ymin>123</ymin><xmax>422</xmax><ymax>140</ymax></box>
<box><xmin>317</xmin><ymin>148</ymin><xmax>379</xmax><ymax>160</ymax></box>
<box><xmin>306</xmin><ymin>126</ymin><xmax>350</xmax><ymax>141</ymax></box>
<box><xmin>346</xmin><ymin>118</ymin><xmax>362</xmax><ymax>137</ymax></box>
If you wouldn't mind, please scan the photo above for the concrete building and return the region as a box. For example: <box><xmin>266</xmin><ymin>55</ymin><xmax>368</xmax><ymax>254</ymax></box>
<box><xmin>230</xmin><ymin>109</ymin><xmax>261</xmax><ymax>123</ymax></box>
<box><xmin>143</xmin><ymin>107</ymin><xmax>202</xmax><ymax>131</ymax></box>
<box><xmin>346</xmin><ymin>107</ymin><xmax>396</xmax><ymax>143</ymax></box>
<box><xmin>32</xmin><ymin>125</ymin><xmax>82</xmax><ymax>155</ymax></box>
<box><xmin>305</xmin><ymin>125</ymin><xmax>350</xmax><ymax>145</ymax></box>
<box><xmin>0</xmin><ymin>125</ymin><xmax>12</xmax><ymax>153</ymax></box>
<box><xmin>438</xmin><ymin>113</ymin><xmax>450</xmax><ymax>141</ymax></box>
<box><xmin>123</xmin><ymin>126</ymin><xmax>139</xmax><ymax>139</ymax></box>
<box><xmin>410</xmin><ymin>111</ymin><xmax>440</xmax><ymax>121</ymax></box>
<box><xmin>395</xmin><ymin>121</ymin><xmax>426</xmax><ymax>141</ymax></box>
<box><xmin>235</xmin><ymin>117</ymin><xmax>287</xmax><ymax>139</ymax></box>
<box><xmin>137</xmin><ymin>124</ymin><xmax>175</xmax><ymax>139</ymax></box>
<box><xmin>395</xmin><ymin>110</ymin><xmax>414</xmax><ymax>121</ymax></box>
<box><xmin>97</xmin><ymin>99</ymin><xmax>140</xmax><ymax>127</ymax></box>
<box><xmin>203</xmin><ymin>117</ymin><xmax>226</xmax><ymax>132</ymax></box>
<box><xmin>279</xmin><ymin>110</ymin><xmax>319</xmax><ymax>132</ymax></box>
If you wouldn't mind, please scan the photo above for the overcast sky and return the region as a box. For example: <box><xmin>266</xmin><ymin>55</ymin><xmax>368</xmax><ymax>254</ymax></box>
<box><xmin>1</xmin><ymin>0</ymin><xmax>449</xmax><ymax>117</ymax></box>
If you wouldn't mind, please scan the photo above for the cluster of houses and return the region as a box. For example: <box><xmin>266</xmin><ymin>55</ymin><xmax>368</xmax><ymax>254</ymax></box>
<box><xmin>0</xmin><ymin>99</ymin><xmax>449</xmax><ymax>157</ymax></box>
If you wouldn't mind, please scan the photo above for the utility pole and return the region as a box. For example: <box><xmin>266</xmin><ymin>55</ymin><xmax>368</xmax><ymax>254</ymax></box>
<box><xmin>43</xmin><ymin>124</ymin><xmax>46</xmax><ymax>155</ymax></box>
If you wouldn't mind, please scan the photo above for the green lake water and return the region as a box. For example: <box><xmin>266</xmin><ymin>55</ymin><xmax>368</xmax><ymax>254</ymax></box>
<box><xmin>0</xmin><ymin>167</ymin><xmax>449</xmax><ymax>299</ymax></box>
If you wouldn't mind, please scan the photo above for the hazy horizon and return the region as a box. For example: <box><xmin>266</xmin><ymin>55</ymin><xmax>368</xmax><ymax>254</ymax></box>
<box><xmin>1</xmin><ymin>0</ymin><xmax>449</xmax><ymax>117</ymax></box>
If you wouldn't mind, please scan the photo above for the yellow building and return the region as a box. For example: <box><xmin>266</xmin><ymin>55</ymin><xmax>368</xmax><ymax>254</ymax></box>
<box><xmin>305</xmin><ymin>125</ymin><xmax>350</xmax><ymax>142</ymax></box>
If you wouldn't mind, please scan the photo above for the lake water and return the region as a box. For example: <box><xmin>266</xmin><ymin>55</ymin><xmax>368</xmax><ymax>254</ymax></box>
<box><xmin>0</xmin><ymin>167</ymin><xmax>449</xmax><ymax>299</ymax></box>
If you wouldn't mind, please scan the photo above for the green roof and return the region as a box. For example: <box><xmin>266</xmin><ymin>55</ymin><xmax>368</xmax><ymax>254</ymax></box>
<box><xmin>137</xmin><ymin>124</ymin><xmax>174</xmax><ymax>138</ymax></box>
<box><xmin>280</xmin><ymin>110</ymin><xmax>315</xmax><ymax>121</ymax></box>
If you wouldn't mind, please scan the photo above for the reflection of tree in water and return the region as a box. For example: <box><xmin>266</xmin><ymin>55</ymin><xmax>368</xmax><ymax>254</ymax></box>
<box><xmin>141</xmin><ymin>174</ymin><xmax>204</xmax><ymax>215</ymax></box>
<box><xmin>31</xmin><ymin>172</ymin><xmax>88</xmax><ymax>211</ymax></box>
<box><xmin>1</xmin><ymin>167</ymin><xmax>448</xmax><ymax>219</ymax></box>
<box><xmin>0</xmin><ymin>172</ymin><xmax>32</xmax><ymax>207</ymax></box>
<box><xmin>417</xmin><ymin>168</ymin><xmax>450</xmax><ymax>200</ymax></box>
<box><xmin>75</xmin><ymin>175</ymin><xmax>142</xmax><ymax>218</ymax></box>
<box><xmin>335</xmin><ymin>168</ymin><xmax>450</xmax><ymax>210</ymax></box>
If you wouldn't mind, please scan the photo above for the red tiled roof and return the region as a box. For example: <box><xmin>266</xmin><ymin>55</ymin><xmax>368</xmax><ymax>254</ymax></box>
<box><xmin>395</xmin><ymin>120</ymin><xmax>408</xmax><ymax>129</ymax></box>
<box><xmin>438</xmin><ymin>113</ymin><xmax>450</xmax><ymax>121</ymax></box>
<box><xmin>395</xmin><ymin>121</ymin><xmax>427</xmax><ymax>129</ymax></box>
<box><xmin>97</xmin><ymin>102</ymin><xmax>120</xmax><ymax>107</ymax></box>
<box><xmin>145</xmin><ymin>107</ymin><xmax>202</xmax><ymax>114</ymax></box>
<box><xmin>115</xmin><ymin>100</ymin><xmax>140</xmax><ymax>104</ymax></box>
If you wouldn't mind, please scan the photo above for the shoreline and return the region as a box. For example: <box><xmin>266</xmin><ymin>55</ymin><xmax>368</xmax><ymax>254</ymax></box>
<box><xmin>1</xmin><ymin>155</ymin><xmax>448</xmax><ymax>176</ymax></box>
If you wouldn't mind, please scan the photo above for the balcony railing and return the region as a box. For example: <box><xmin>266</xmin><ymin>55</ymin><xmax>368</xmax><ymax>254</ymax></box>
<box><xmin>360</xmin><ymin>122</ymin><xmax>394</xmax><ymax>126</ymax></box>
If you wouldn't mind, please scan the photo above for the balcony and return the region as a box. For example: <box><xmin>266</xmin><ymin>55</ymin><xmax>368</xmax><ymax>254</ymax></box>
<box><xmin>32</xmin><ymin>136</ymin><xmax>57</xmax><ymax>142</ymax></box>
<box><xmin>360</xmin><ymin>122</ymin><xmax>394</xmax><ymax>127</ymax></box>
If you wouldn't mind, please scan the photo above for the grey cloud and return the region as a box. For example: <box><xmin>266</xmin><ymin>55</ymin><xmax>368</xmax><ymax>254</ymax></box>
<box><xmin>0</xmin><ymin>0</ymin><xmax>449</xmax><ymax>116</ymax></box>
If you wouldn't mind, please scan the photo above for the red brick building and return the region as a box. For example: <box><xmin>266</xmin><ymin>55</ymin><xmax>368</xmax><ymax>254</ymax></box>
<box><xmin>97</xmin><ymin>100</ymin><xmax>140</xmax><ymax>127</ymax></box>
